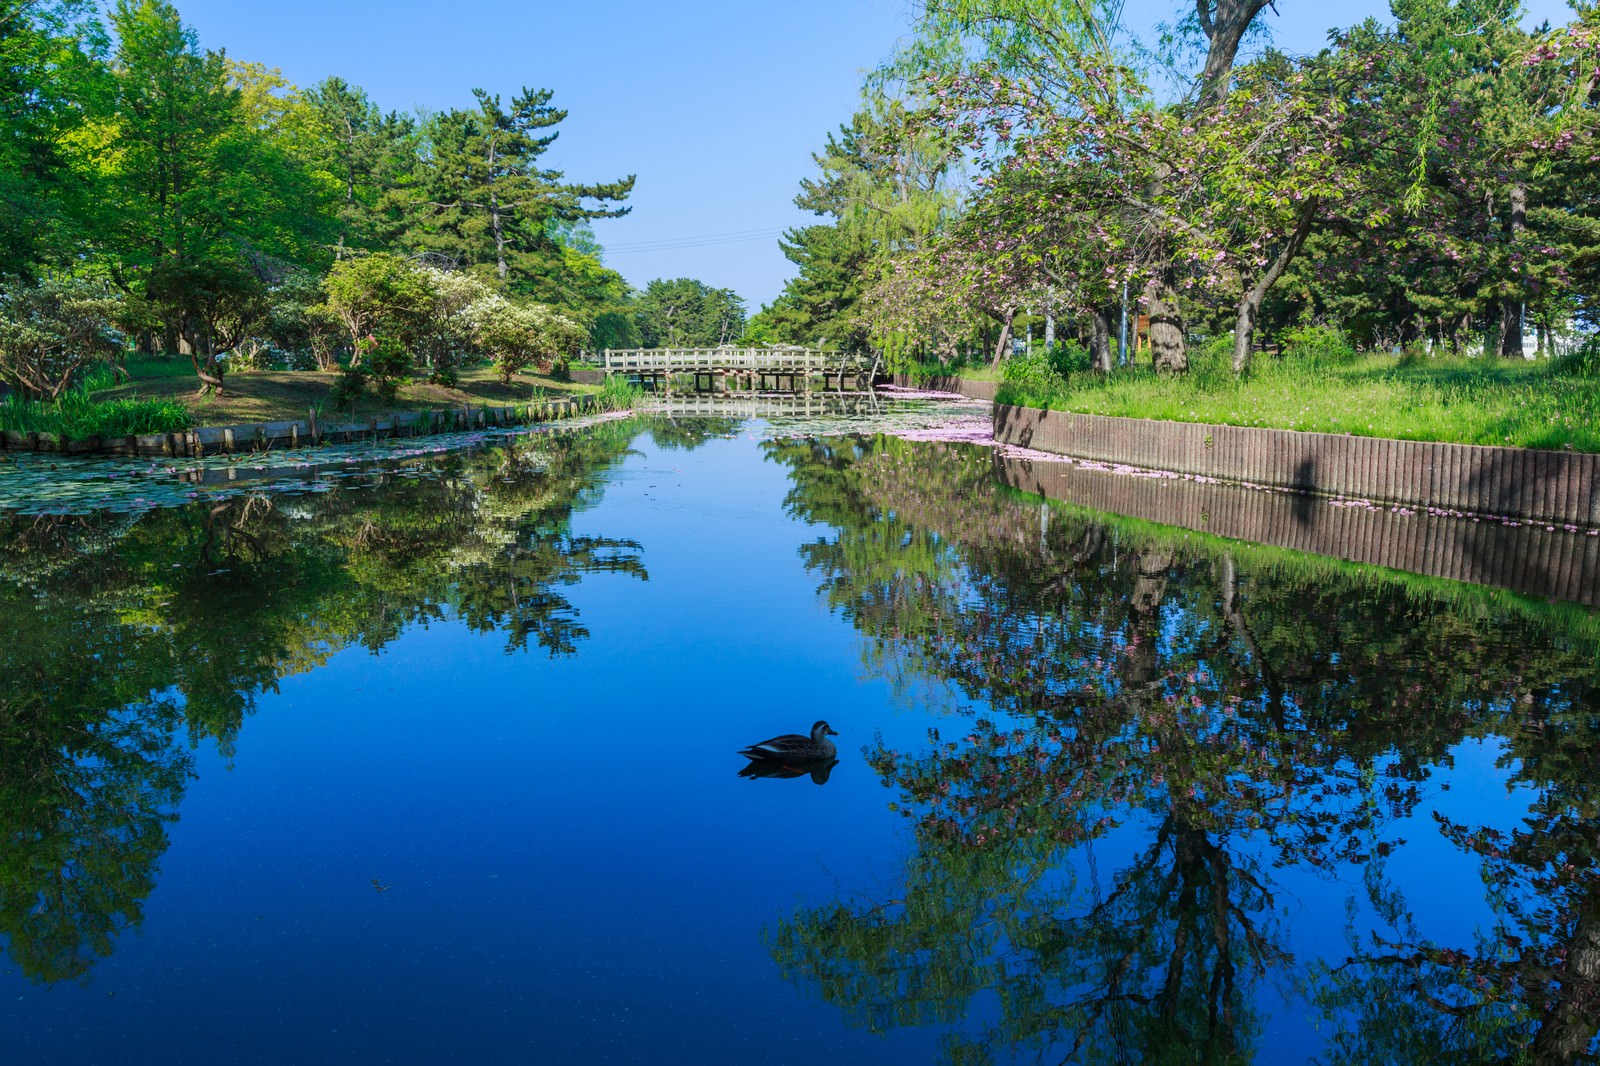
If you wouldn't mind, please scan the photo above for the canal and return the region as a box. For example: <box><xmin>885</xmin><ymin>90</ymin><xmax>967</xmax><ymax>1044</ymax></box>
<box><xmin>1</xmin><ymin>396</ymin><xmax>1596</xmax><ymax>1063</ymax></box>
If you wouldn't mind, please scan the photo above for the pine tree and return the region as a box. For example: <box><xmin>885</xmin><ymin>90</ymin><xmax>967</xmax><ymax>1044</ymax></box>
<box><xmin>412</xmin><ymin>87</ymin><xmax>633</xmax><ymax>294</ymax></box>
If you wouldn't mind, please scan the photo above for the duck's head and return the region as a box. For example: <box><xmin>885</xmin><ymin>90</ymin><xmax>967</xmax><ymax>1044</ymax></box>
<box><xmin>811</xmin><ymin>720</ymin><xmax>839</xmax><ymax>741</ymax></box>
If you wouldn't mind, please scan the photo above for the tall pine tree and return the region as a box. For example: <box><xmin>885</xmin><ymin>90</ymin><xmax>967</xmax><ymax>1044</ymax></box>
<box><xmin>412</xmin><ymin>87</ymin><xmax>633</xmax><ymax>295</ymax></box>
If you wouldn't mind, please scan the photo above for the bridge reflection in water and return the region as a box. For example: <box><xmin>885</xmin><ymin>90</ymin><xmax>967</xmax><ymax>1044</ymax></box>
<box><xmin>641</xmin><ymin>392</ymin><xmax>887</xmax><ymax>419</ymax></box>
<box><xmin>998</xmin><ymin>452</ymin><xmax>1600</xmax><ymax>608</ymax></box>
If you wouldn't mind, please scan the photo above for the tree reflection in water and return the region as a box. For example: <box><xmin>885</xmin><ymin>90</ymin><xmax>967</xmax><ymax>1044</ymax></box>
<box><xmin>763</xmin><ymin>435</ymin><xmax>1600</xmax><ymax>1064</ymax></box>
<box><xmin>0</xmin><ymin>422</ymin><xmax>645</xmax><ymax>983</ymax></box>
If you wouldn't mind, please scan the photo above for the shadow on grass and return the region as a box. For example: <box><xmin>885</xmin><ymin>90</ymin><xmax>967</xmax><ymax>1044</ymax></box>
<box><xmin>94</xmin><ymin>366</ymin><xmax>594</xmax><ymax>428</ymax></box>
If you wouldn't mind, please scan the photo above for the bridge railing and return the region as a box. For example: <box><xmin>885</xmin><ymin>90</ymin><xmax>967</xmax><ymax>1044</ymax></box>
<box><xmin>597</xmin><ymin>347</ymin><xmax>869</xmax><ymax>373</ymax></box>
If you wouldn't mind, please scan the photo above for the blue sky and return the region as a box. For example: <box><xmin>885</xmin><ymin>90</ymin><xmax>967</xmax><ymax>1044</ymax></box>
<box><xmin>169</xmin><ymin>0</ymin><xmax>1576</xmax><ymax>309</ymax></box>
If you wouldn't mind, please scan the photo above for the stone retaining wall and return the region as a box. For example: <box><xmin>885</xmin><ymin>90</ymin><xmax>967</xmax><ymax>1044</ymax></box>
<box><xmin>997</xmin><ymin>453</ymin><xmax>1600</xmax><ymax>608</ymax></box>
<box><xmin>994</xmin><ymin>403</ymin><xmax>1600</xmax><ymax>528</ymax></box>
<box><xmin>0</xmin><ymin>398</ymin><xmax>605</xmax><ymax>459</ymax></box>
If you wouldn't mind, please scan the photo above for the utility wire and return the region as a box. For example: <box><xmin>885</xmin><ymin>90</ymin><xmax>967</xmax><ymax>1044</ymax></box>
<box><xmin>603</xmin><ymin>226</ymin><xmax>787</xmax><ymax>253</ymax></box>
<box><xmin>605</xmin><ymin>225</ymin><xmax>783</xmax><ymax>247</ymax></box>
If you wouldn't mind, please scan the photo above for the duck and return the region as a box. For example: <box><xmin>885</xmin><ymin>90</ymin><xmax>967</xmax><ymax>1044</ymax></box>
<box><xmin>738</xmin><ymin>720</ymin><xmax>838</xmax><ymax>764</ymax></box>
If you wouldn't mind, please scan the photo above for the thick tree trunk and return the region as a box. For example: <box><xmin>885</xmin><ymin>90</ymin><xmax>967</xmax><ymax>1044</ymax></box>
<box><xmin>1147</xmin><ymin>271</ymin><xmax>1188</xmax><ymax>372</ymax></box>
<box><xmin>1196</xmin><ymin>1</ymin><xmax>1274</xmax><ymax>109</ymax></box>
<box><xmin>1089</xmin><ymin>304</ymin><xmax>1116</xmax><ymax>372</ymax></box>
<box><xmin>1498</xmin><ymin>182</ymin><xmax>1528</xmax><ymax>358</ymax></box>
<box><xmin>1529</xmin><ymin>880</ymin><xmax>1600</xmax><ymax>1063</ymax></box>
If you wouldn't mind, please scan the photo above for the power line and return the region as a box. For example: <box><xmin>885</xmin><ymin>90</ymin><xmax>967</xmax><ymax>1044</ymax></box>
<box><xmin>605</xmin><ymin>225</ymin><xmax>783</xmax><ymax>248</ymax></box>
<box><xmin>603</xmin><ymin>227</ymin><xmax>787</xmax><ymax>254</ymax></box>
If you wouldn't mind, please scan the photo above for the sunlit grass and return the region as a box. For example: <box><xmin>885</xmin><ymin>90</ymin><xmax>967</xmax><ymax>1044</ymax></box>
<box><xmin>595</xmin><ymin>375</ymin><xmax>644</xmax><ymax>409</ymax></box>
<box><xmin>1</xmin><ymin>368</ymin><xmax>194</xmax><ymax>437</ymax></box>
<box><xmin>996</xmin><ymin>349</ymin><xmax>1600</xmax><ymax>453</ymax></box>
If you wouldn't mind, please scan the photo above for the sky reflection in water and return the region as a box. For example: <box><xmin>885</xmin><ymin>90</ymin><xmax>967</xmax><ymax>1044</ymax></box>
<box><xmin>0</xmin><ymin>399</ymin><xmax>1596</xmax><ymax>1064</ymax></box>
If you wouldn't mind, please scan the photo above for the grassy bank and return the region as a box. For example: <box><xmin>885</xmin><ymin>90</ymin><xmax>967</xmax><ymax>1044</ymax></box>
<box><xmin>1</xmin><ymin>367</ymin><xmax>194</xmax><ymax>437</ymax></box>
<box><xmin>905</xmin><ymin>358</ymin><xmax>1005</xmax><ymax>383</ymax></box>
<box><xmin>995</xmin><ymin>339</ymin><xmax>1600</xmax><ymax>453</ymax></box>
<box><xmin>92</xmin><ymin>358</ymin><xmax>600</xmax><ymax>429</ymax></box>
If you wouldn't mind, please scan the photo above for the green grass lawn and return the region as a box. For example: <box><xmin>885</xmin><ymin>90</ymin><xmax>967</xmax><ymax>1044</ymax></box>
<box><xmin>996</xmin><ymin>351</ymin><xmax>1600</xmax><ymax>453</ymax></box>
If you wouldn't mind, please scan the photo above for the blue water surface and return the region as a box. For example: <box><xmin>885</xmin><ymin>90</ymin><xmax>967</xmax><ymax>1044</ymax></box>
<box><xmin>2</xmin><ymin>404</ymin><xmax>1596</xmax><ymax>1064</ymax></box>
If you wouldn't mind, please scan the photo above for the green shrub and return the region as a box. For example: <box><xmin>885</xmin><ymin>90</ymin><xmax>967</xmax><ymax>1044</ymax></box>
<box><xmin>120</xmin><ymin>354</ymin><xmax>194</xmax><ymax>379</ymax></box>
<box><xmin>998</xmin><ymin>349</ymin><xmax>1068</xmax><ymax>408</ymax></box>
<box><xmin>327</xmin><ymin>362</ymin><xmax>368</xmax><ymax>413</ymax></box>
<box><xmin>1047</xmin><ymin>339</ymin><xmax>1092</xmax><ymax>376</ymax></box>
<box><xmin>1280</xmin><ymin>324</ymin><xmax>1358</xmax><ymax>364</ymax></box>
<box><xmin>363</xmin><ymin>335</ymin><xmax>411</xmax><ymax>402</ymax></box>
<box><xmin>1195</xmin><ymin>333</ymin><xmax>1234</xmax><ymax>363</ymax></box>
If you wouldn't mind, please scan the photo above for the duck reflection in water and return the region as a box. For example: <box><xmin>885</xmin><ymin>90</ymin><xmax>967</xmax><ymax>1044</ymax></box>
<box><xmin>737</xmin><ymin>720</ymin><xmax>839</xmax><ymax>785</ymax></box>
<box><xmin>737</xmin><ymin>758</ymin><xmax>839</xmax><ymax>785</ymax></box>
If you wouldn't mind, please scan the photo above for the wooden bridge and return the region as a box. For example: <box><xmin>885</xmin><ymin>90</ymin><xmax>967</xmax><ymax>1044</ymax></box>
<box><xmin>597</xmin><ymin>347</ymin><xmax>878</xmax><ymax>393</ymax></box>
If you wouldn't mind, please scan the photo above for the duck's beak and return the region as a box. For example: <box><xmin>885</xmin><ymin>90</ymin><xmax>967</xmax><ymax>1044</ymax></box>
<box><xmin>827</xmin><ymin>726</ymin><xmax>839</xmax><ymax>735</ymax></box>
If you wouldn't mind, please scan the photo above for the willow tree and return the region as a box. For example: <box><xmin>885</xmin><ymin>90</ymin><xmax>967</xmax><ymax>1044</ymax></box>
<box><xmin>758</xmin><ymin>93</ymin><xmax>958</xmax><ymax>354</ymax></box>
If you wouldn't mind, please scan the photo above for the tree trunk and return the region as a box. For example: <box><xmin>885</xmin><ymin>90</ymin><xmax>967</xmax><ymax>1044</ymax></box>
<box><xmin>989</xmin><ymin>308</ymin><xmax>1017</xmax><ymax>370</ymax></box>
<box><xmin>1196</xmin><ymin>1</ymin><xmax>1274</xmax><ymax>110</ymax></box>
<box><xmin>487</xmin><ymin>130</ymin><xmax>509</xmax><ymax>281</ymax></box>
<box><xmin>1498</xmin><ymin>182</ymin><xmax>1527</xmax><ymax>358</ymax></box>
<box><xmin>1089</xmin><ymin>304</ymin><xmax>1115</xmax><ymax>373</ymax></box>
<box><xmin>1147</xmin><ymin>271</ymin><xmax>1187</xmax><ymax>372</ymax></box>
<box><xmin>1232</xmin><ymin>201</ymin><xmax>1317</xmax><ymax>374</ymax></box>
<box><xmin>492</xmin><ymin>194</ymin><xmax>508</xmax><ymax>281</ymax></box>
<box><xmin>1230</xmin><ymin>294</ymin><xmax>1260</xmax><ymax>375</ymax></box>
<box><xmin>1529</xmin><ymin>880</ymin><xmax>1600</xmax><ymax>1063</ymax></box>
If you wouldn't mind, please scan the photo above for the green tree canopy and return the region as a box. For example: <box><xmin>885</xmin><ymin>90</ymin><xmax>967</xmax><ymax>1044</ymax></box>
<box><xmin>632</xmin><ymin>277</ymin><xmax>746</xmax><ymax>348</ymax></box>
<box><xmin>411</xmin><ymin>87</ymin><xmax>634</xmax><ymax>292</ymax></box>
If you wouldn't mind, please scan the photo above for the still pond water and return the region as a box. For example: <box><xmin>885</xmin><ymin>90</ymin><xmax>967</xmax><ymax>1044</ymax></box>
<box><xmin>1</xmin><ymin>396</ymin><xmax>1597</xmax><ymax>1064</ymax></box>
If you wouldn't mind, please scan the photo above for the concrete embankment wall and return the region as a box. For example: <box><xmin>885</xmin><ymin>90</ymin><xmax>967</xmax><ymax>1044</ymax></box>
<box><xmin>0</xmin><ymin>398</ymin><xmax>608</xmax><ymax>459</ymax></box>
<box><xmin>992</xmin><ymin>403</ymin><xmax>1600</xmax><ymax>529</ymax></box>
<box><xmin>892</xmin><ymin>373</ymin><xmax>999</xmax><ymax>401</ymax></box>
<box><xmin>997</xmin><ymin>452</ymin><xmax>1600</xmax><ymax>608</ymax></box>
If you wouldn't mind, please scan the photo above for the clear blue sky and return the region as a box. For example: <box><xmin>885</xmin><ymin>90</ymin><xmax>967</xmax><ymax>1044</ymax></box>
<box><xmin>168</xmin><ymin>0</ymin><xmax>1575</xmax><ymax>309</ymax></box>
